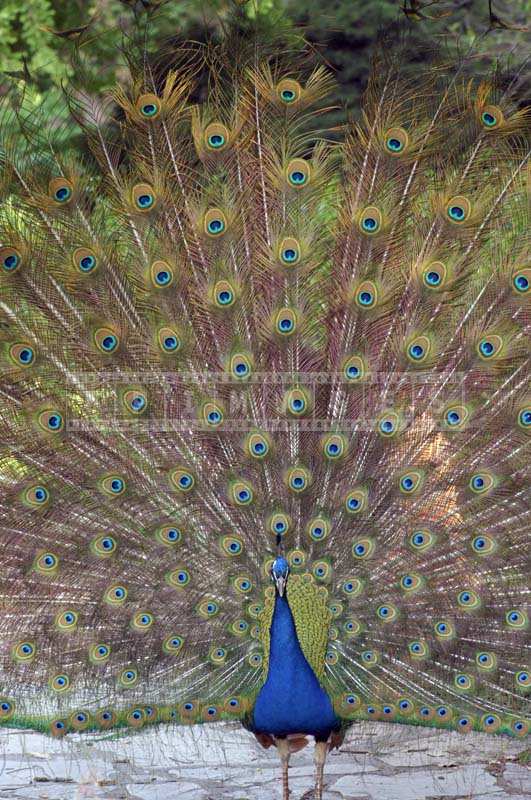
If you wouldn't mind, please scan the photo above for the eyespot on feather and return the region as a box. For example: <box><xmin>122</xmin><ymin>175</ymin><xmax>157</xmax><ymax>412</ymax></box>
<box><xmin>354</xmin><ymin>280</ymin><xmax>378</xmax><ymax>308</ymax></box>
<box><xmin>94</xmin><ymin>327</ymin><xmax>120</xmax><ymax>355</ymax></box>
<box><xmin>322</xmin><ymin>433</ymin><xmax>347</xmax><ymax>460</ymax></box>
<box><xmin>170</xmin><ymin>467</ymin><xmax>195</xmax><ymax>492</ymax></box>
<box><xmin>344</xmin><ymin>487</ymin><xmax>367</xmax><ymax>514</ymax></box>
<box><xmin>136</xmin><ymin>93</ymin><xmax>161</xmax><ymax>120</ymax></box>
<box><xmin>476</xmin><ymin>335</ymin><xmax>503</xmax><ymax>360</ymax></box>
<box><xmin>278</xmin><ymin>237</ymin><xmax>301</xmax><ymax>266</ymax></box>
<box><xmin>201</xmin><ymin>401</ymin><xmax>224</xmax><ymax>428</ymax></box>
<box><xmin>1</xmin><ymin>246</ymin><xmax>22</xmax><ymax>273</ymax></box>
<box><xmin>73</xmin><ymin>247</ymin><xmax>98</xmax><ymax>275</ymax></box>
<box><xmin>480</xmin><ymin>104</ymin><xmax>504</xmax><ymax>130</ymax></box>
<box><xmin>205</xmin><ymin>122</ymin><xmax>230</xmax><ymax>151</ymax></box>
<box><xmin>204</xmin><ymin>208</ymin><xmax>227</xmax><ymax>237</ymax></box>
<box><xmin>132</xmin><ymin>183</ymin><xmax>156</xmax><ymax>212</ymax></box>
<box><xmin>246</xmin><ymin>431</ymin><xmax>271</xmax><ymax>459</ymax></box>
<box><xmin>0</xmin><ymin>698</ymin><xmax>15</xmax><ymax>720</ymax></box>
<box><xmin>421</xmin><ymin>261</ymin><xmax>447</xmax><ymax>290</ymax></box>
<box><xmin>99</xmin><ymin>475</ymin><xmax>126</xmax><ymax>497</ymax></box>
<box><xmin>33</xmin><ymin>551</ymin><xmax>59</xmax><ymax>575</ymax></box>
<box><xmin>286</xmin><ymin>158</ymin><xmax>310</xmax><ymax>188</ymax></box>
<box><xmin>384</xmin><ymin>126</ymin><xmax>409</xmax><ymax>155</ymax></box>
<box><xmin>343</xmin><ymin>354</ymin><xmax>367</xmax><ymax>382</ymax></box>
<box><xmin>157</xmin><ymin>326</ymin><xmax>182</xmax><ymax>354</ymax></box>
<box><xmin>213</xmin><ymin>279</ymin><xmax>237</xmax><ymax>308</ymax></box>
<box><xmin>49</xmin><ymin>177</ymin><xmax>74</xmax><ymax>205</ymax></box>
<box><xmin>163</xmin><ymin>634</ymin><xmax>184</xmax><ymax>655</ymax></box>
<box><xmin>150</xmin><ymin>260</ymin><xmax>175</xmax><ymax>289</ymax></box>
<box><xmin>307</xmin><ymin>516</ymin><xmax>330</xmax><ymax>542</ymax></box>
<box><xmin>229</xmin><ymin>352</ymin><xmax>252</xmax><ymax>380</ymax></box>
<box><xmin>511</xmin><ymin>267</ymin><xmax>530</xmax><ymax>295</ymax></box>
<box><xmin>277</xmin><ymin>79</ymin><xmax>302</xmax><ymax>105</ymax></box>
<box><xmin>274</xmin><ymin>307</ymin><xmax>298</xmax><ymax>336</ymax></box>
<box><xmin>406</xmin><ymin>335</ymin><xmax>431</xmax><ymax>364</ymax></box>
<box><xmin>285</xmin><ymin>466</ymin><xmax>311</xmax><ymax>493</ymax></box>
<box><xmin>23</xmin><ymin>484</ymin><xmax>50</xmax><ymax>508</ymax></box>
<box><xmin>445</xmin><ymin>195</ymin><xmax>472</xmax><ymax>224</ymax></box>
<box><xmin>37</xmin><ymin>409</ymin><xmax>64</xmax><ymax>434</ymax></box>
<box><xmin>9</xmin><ymin>343</ymin><xmax>36</xmax><ymax>368</ymax></box>
<box><xmin>358</xmin><ymin>207</ymin><xmax>382</xmax><ymax>235</ymax></box>
<box><xmin>123</xmin><ymin>389</ymin><xmax>148</xmax><ymax>415</ymax></box>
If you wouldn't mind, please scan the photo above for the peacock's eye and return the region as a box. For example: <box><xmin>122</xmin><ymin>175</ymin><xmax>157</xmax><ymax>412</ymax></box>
<box><xmin>208</xmin><ymin>133</ymin><xmax>225</xmax><ymax>148</ymax></box>
<box><xmin>55</xmin><ymin>186</ymin><xmax>71</xmax><ymax>202</ymax></box>
<box><xmin>138</xmin><ymin>194</ymin><xmax>153</xmax><ymax>208</ymax></box>
<box><xmin>142</xmin><ymin>103</ymin><xmax>158</xmax><ymax>117</ymax></box>
<box><xmin>207</xmin><ymin>218</ymin><xmax>224</xmax><ymax>234</ymax></box>
<box><xmin>1</xmin><ymin>248</ymin><xmax>21</xmax><ymax>272</ymax></box>
<box><xmin>449</xmin><ymin>205</ymin><xmax>464</xmax><ymax>220</ymax></box>
<box><xmin>409</xmin><ymin>344</ymin><xmax>424</xmax><ymax>360</ymax></box>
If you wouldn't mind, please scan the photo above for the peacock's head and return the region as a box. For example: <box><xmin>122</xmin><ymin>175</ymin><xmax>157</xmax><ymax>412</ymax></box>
<box><xmin>271</xmin><ymin>556</ymin><xmax>290</xmax><ymax>597</ymax></box>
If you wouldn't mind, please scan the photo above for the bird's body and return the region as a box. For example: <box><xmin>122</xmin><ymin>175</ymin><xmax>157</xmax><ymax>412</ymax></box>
<box><xmin>251</xmin><ymin>594</ymin><xmax>339</xmax><ymax>740</ymax></box>
<box><xmin>0</xmin><ymin>6</ymin><xmax>529</xmax><ymax>798</ymax></box>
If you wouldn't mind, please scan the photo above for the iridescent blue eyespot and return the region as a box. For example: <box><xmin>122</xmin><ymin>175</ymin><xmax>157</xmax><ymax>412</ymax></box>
<box><xmin>55</xmin><ymin>186</ymin><xmax>72</xmax><ymax>202</ymax></box>
<box><xmin>164</xmin><ymin>336</ymin><xmax>178</xmax><ymax>351</ymax></box>
<box><xmin>379</xmin><ymin>417</ymin><xmax>395</xmax><ymax>434</ymax></box>
<box><xmin>359</xmin><ymin>290</ymin><xmax>373</xmax><ymax>305</ymax></box>
<box><xmin>80</xmin><ymin>255</ymin><xmax>96</xmax><ymax>272</ymax></box>
<box><xmin>137</xmin><ymin>194</ymin><xmax>154</xmax><ymax>209</ymax></box>
<box><xmin>513</xmin><ymin>273</ymin><xmax>529</xmax><ymax>292</ymax></box>
<box><xmin>448</xmin><ymin>205</ymin><xmax>464</xmax><ymax>221</ymax></box>
<box><xmin>207</xmin><ymin>219</ymin><xmax>224</xmax><ymax>234</ymax></box>
<box><xmin>362</xmin><ymin>217</ymin><xmax>377</xmax><ymax>232</ymax></box>
<box><xmin>387</xmin><ymin>137</ymin><xmax>402</xmax><ymax>152</ymax></box>
<box><xmin>290</xmin><ymin>170</ymin><xmax>305</xmax><ymax>185</ymax></box>
<box><xmin>479</xmin><ymin>339</ymin><xmax>494</xmax><ymax>357</ymax></box>
<box><xmin>3</xmin><ymin>253</ymin><xmax>19</xmax><ymax>271</ymax></box>
<box><xmin>155</xmin><ymin>269</ymin><xmax>171</xmax><ymax>286</ymax></box>
<box><xmin>141</xmin><ymin>103</ymin><xmax>158</xmax><ymax>117</ymax></box>
<box><xmin>408</xmin><ymin>344</ymin><xmax>424</xmax><ymax>360</ymax></box>
<box><xmin>481</xmin><ymin>111</ymin><xmax>496</xmax><ymax>127</ymax></box>
<box><xmin>283</xmin><ymin>248</ymin><xmax>297</xmax><ymax>262</ymax></box>
<box><xmin>208</xmin><ymin>134</ymin><xmax>225</xmax><ymax>148</ymax></box>
<box><xmin>102</xmin><ymin>335</ymin><xmax>118</xmax><ymax>352</ymax></box>
<box><xmin>111</xmin><ymin>479</ymin><xmax>123</xmax><ymax>493</ymax></box>
<box><xmin>426</xmin><ymin>270</ymin><xmax>441</xmax><ymax>286</ymax></box>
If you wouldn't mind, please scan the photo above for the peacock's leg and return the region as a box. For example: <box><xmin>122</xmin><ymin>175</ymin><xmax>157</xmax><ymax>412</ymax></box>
<box><xmin>275</xmin><ymin>736</ymin><xmax>291</xmax><ymax>800</ymax></box>
<box><xmin>313</xmin><ymin>740</ymin><xmax>329</xmax><ymax>800</ymax></box>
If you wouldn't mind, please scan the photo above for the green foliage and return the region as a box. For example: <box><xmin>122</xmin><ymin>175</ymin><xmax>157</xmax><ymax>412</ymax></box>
<box><xmin>0</xmin><ymin>0</ymin><xmax>59</xmax><ymax>79</ymax></box>
<box><xmin>0</xmin><ymin>1</ymin><xmax>528</xmax><ymax>145</ymax></box>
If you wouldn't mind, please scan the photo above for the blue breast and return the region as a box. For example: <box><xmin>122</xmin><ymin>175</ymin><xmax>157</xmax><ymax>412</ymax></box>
<box><xmin>252</xmin><ymin>594</ymin><xmax>339</xmax><ymax>739</ymax></box>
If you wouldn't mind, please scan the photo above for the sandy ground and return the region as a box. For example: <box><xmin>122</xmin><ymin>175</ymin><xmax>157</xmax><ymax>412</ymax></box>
<box><xmin>0</xmin><ymin>721</ymin><xmax>529</xmax><ymax>799</ymax></box>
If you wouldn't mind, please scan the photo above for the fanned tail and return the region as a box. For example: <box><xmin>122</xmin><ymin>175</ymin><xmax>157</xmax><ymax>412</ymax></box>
<box><xmin>0</xmin><ymin>18</ymin><xmax>529</xmax><ymax>739</ymax></box>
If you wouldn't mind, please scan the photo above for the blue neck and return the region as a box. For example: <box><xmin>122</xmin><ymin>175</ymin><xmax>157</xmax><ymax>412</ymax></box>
<box><xmin>251</xmin><ymin>594</ymin><xmax>339</xmax><ymax>739</ymax></box>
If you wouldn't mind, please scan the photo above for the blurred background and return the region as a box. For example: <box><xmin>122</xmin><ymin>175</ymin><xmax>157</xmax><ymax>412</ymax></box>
<box><xmin>0</xmin><ymin>1</ymin><xmax>529</xmax><ymax>138</ymax></box>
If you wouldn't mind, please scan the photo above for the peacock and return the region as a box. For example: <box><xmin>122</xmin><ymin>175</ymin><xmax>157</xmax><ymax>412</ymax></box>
<box><xmin>0</xmin><ymin>4</ymin><xmax>529</xmax><ymax>799</ymax></box>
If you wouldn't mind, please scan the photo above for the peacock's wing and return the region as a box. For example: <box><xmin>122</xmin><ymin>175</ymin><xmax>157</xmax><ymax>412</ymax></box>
<box><xmin>0</xmin><ymin>17</ymin><xmax>529</xmax><ymax>740</ymax></box>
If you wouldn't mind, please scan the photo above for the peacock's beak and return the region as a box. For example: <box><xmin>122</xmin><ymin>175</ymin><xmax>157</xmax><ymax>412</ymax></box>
<box><xmin>274</xmin><ymin>574</ymin><xmax>287</xmax><ymax>597</ymax></box>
